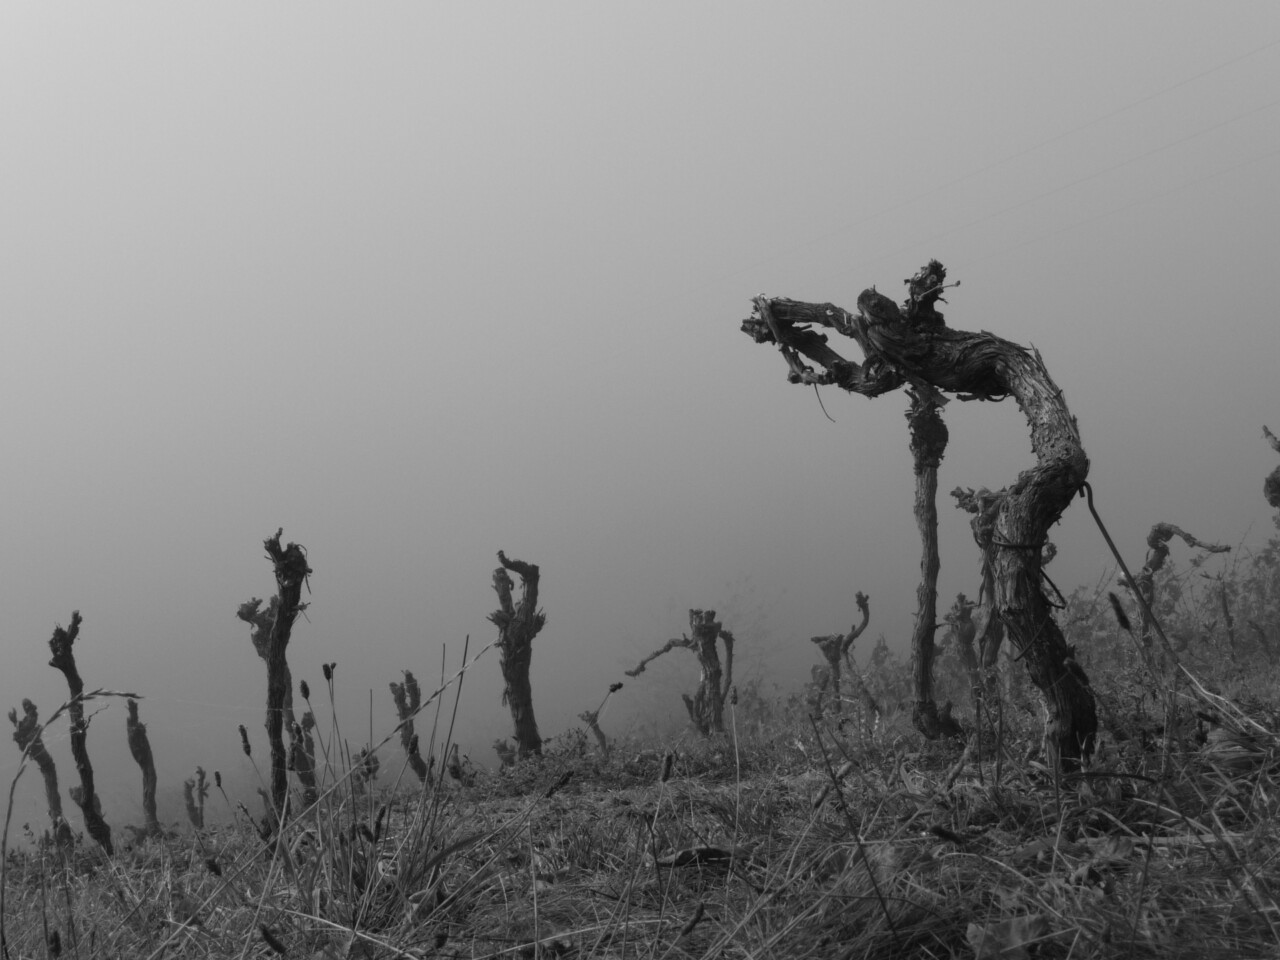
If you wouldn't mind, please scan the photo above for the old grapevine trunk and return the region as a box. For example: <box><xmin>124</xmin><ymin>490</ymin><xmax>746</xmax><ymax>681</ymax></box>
<box><xmin>259</xmin><ymin>530</ymin><xmax>311</xmax><ymax>818</ymax></box>
<box><xmin>953</xmin><ymin>487</ymin><xmax>1008</xmax><ymax>673</ymax></box>
<box><xmin>743</xmin><ymin>261</ymin><xmax>1098</xmax><ymax>768</ymax></box>
<box><xmin>489</xmin><ymin>551</ymin><xmax>545</xmax><ymax>757</ymax></box>
<box><xmin>125</xmin><ymin>699</ymin><xmax>160</xmax><ymax>837</ymax></box>
<box><xmin>684</xmin><ymin>610</ymin><xmax>735</xmax><ymax>735</ymax></box>
<box><xmin>390</xmin><ymin>671</ymin><xmax>431</xmax><ymax>783</ymax></box>
<box><xmin>907</xmin><ymin>387</ymin><xmax>959</xmax><ymax>738</ymax></box>
<box><xmin>627</xmin><ymin>610</ymin><xmax>735</xmax><ymax>735</ymax></box>
<box><xmin>810</xmin><ymin>592</ymin><xmax>870</xmax><ymax>715</ymax></box>
<box><xmin>9</xmin><ymin>700</ymin><xmax>73</xmax><ymax>846</ymax></box>
<box><xmin>48</xmin><ymin>612</ymin><xmax>113</xmax><ymax>853</ymax></box>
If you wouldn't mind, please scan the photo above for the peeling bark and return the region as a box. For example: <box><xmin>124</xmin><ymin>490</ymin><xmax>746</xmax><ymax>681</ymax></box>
<box><xmin>686</xmin><ymin>610</ymin><xmax>735</xmax><ymax>735</ymax></box>
<box><xmin>488</xmin><ymin>551</ymin><xmax>545</xmax><ymax>757</ymax></box>
<box><xmin>125</xmin><ymin>699</ymin><xmax>160</xmax><ymax>838</ymax></box>
<box><xmin>8</xmin><ymin>700</ymin><xmax>73</xmax><ymax>846</ymax></box>
<box><xmin>742</xmin><ymin>260</ymin><xmax>1097</xmax><ymax>768</ymax></box>
<box><xmin>907</xmin><ymin>384</ymin><xmax>960</xmax><ymax>739</ymax></box>
<box><xmin>952</xmin><ymin>487</ymin><xmax>1007</xmax><ymax>671</ymax></box>
<box><xmin>241</xmin><ymin>530</ymin><xmax>311</xmax><ymax>818</ymax></box>
<box><xmin>390</xmin><ymin>671</ymin><xmax>431</xmax><ymax>783</ymax></box>
<box><xmin>237</xmin><ymin>596</ymin><xmax>297</xmax><ymax>731</ymax></box>
<box><xmin>48</xmin><ymin>611</ymin><xmax>113</xmax><ymax>853</ymax></box>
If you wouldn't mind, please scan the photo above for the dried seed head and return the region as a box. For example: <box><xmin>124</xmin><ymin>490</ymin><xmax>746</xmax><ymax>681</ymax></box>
<box><xmin>239</xmin><ymin>725</ymin><xmax>251</xmax><ymax>756</ymax></box>
<box><xmin>299</xmin><ymin>679</ymin><xmax>310</xmax><ymax>701</ymax></box>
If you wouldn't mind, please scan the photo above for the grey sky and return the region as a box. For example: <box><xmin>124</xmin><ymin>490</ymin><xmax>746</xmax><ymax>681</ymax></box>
<box><xmin>2</xmin><ymin>4</ymin><xmax>1278</xmax><ymax>821</ymax></box>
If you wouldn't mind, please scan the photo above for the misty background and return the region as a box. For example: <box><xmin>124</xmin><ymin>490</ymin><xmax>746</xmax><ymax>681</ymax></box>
<box><xmin>1</xmin><ymin>4</ymin><xmax>1278</xmax><ymax>832</ymax></box>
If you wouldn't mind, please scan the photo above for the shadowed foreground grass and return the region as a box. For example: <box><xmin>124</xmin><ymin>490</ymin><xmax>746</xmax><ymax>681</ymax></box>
<box><xmin>4</xmin><ymin>689</ymin><xmax>1280</xmax><ymax>960</ymax></box>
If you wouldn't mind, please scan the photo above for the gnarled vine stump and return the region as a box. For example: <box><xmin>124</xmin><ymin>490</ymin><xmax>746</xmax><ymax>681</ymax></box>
<box><xmin>239</xmin><ymin>530</ymin><xmax>311</xmax><ymax>819</ymax></box>
<box><xmin>741</xmin><ymin>260</ymin><xmax>1098</xmax><ymax>769</ymax></box>
<box><xmin>390</xmin><ymin>671</ymin><xmax>432</xmax><ymax>783</ymax></box>
<box><xmin>809</xmin><ymin>591</ymin><xmax>870</xmax><ymax>715</ymax></box>
<box><xmin>629</xmin><ymin>609</ymin><xmax>736</xmax><ymax>735</ymax></box>
<box><xmin>8</xmin><ymin>700</ymin><xmax>73</xmax><ymax>847</ymax></box>
<box><xmin>489</xmin><ymin>551</ymin><xmax>546</xmax><ymax>758</ymax></box>
<box><xmin>48</xmin><ymin>611</ymin><xmax>113</xmax><ymax>853</ymax></box>
<box><xmin>125</xmin><ymin>699</ymin><xmax>160</xmax><ymax>838</ymax></box>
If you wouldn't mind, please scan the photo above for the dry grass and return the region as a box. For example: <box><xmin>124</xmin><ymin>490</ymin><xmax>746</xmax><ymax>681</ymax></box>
<box><xmin>4</xmin><ymin>683</ymin><xmax>1280</xmax><ymax>960</ymax></box>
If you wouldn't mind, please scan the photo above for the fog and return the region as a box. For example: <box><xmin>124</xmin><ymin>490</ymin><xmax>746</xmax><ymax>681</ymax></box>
<box><xmin>1</xmin><ymin>4</ymin><xmax>1278</xmax><ymax>832</ymax></box>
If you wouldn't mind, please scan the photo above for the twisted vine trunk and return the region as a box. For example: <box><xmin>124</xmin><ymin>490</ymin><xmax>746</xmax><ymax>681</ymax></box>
<box><xmin>977</xmin><ymin>348</ymin><xmax>1096</xmax><ymax>767</ymax></box>
<box><xmin>48</xmin><ymin>612</ymin><xmax>113</xmax><ymax>853</ymax></box>
<box><xmin>256</xmin><ymin>530</ymin><xmax>311</xmax><ymax>818</ymax></box>
<box><xmin>742</xmin><ymin>260</ymin><xmax>1098</xmax><ymax>769</ymax></box>
<box><xmin>683</xmin><ymin>610</ymin><xmax>735</xmax><ymax>734</ymax></box>
<box><xmin>628</xmin><ymin>610</ymin><xmax>735</xmax><ymax>736</ymax></box>
<box><xmin>9</xmin><ymin>700</ymin><xmax>73</xmax><ymax>846</ymax></box>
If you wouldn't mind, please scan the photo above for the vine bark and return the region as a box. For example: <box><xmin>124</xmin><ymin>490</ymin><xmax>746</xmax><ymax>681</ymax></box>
<box><xmin>48</xmin><ymin>612</ymin><xmax>113</xmax><ymax>853</ymax></box>
<box><xmin>240</xmin><ymin>530</ymin><xmax>311</xmax><ymax>819</ymax></box>
<box><xmin>489</xmin><ymin>551</ymin><xmax>546</xmax><ymax>758</ymax></box>
<box><xmin>742</xmin><ymin>260</ymin><xmax>1098</xmax><ymax>768</ymax></box>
